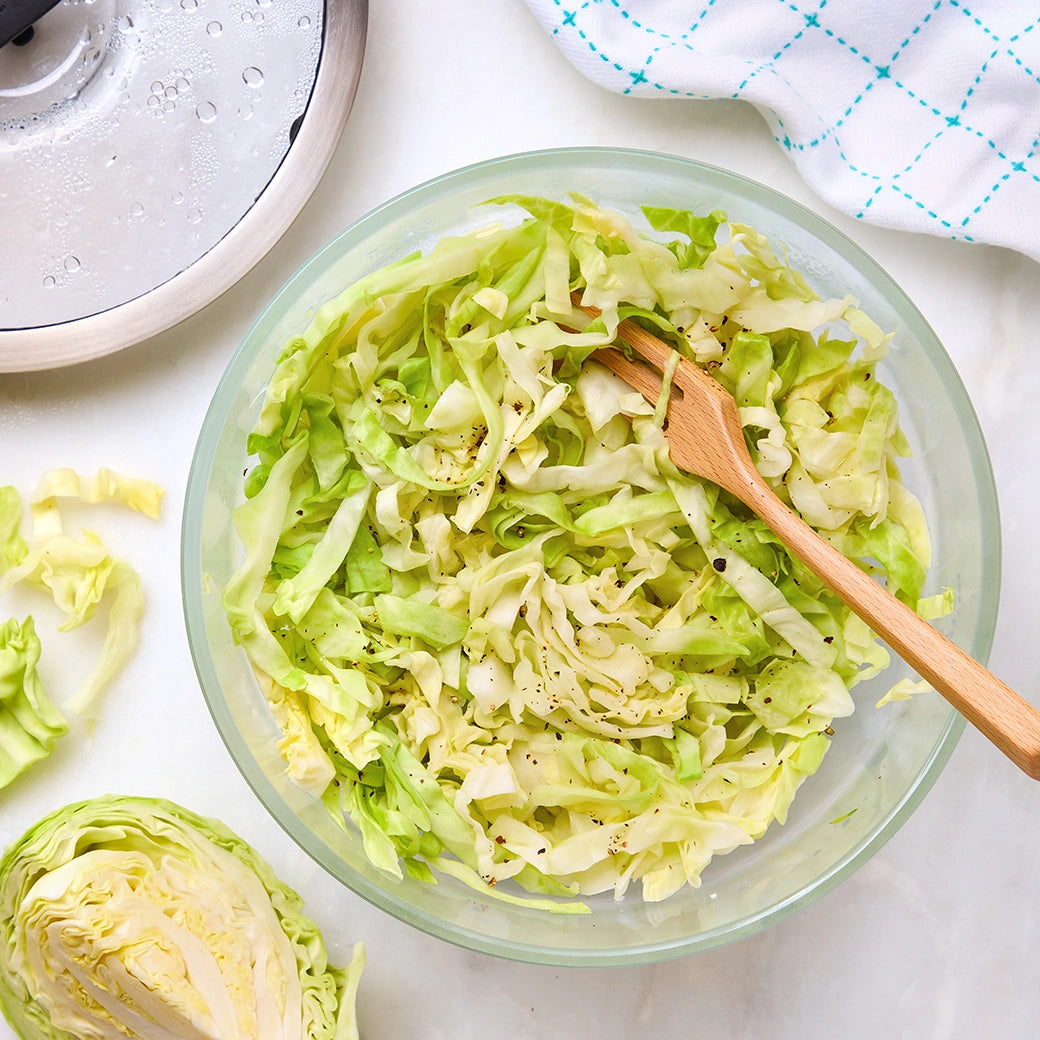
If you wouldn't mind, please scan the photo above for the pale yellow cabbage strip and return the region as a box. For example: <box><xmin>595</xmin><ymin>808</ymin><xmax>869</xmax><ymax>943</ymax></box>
<box><xmin>0</xmin><ymin>468</ymin><xmax>163</xmax><ymax>738</ymax></box>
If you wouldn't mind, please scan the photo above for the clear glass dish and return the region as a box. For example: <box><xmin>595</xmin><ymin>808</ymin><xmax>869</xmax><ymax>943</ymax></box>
<box><xmin>182</xmin><ymin>147</ymin><xmax>1000</xmax><ymax>966</ymax></box>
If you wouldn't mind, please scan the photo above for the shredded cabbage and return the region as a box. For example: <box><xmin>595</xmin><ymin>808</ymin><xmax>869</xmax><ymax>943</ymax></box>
<box><xmin>224</xmin><ymin>194</ymin><xmax>944</xmax><ymax>905</ymax></box>
<box><xmin>0</xmin><ymin>795</ymin><xmax>364</xmax><ymax>1040</ymax></box>
<box><xmin>0</xmin><ymin>617</ymin><xmax>68</xmax><ymax>791</ymax></box>
<box><xmin>0</xmin><ymin>470</ymin><xmax>163</xmax><ymax>789</ymax></box>
<box><xmin>0</xmin><ymin>469</ymin><xmax>163</xmax><ymax>716</ymax></box>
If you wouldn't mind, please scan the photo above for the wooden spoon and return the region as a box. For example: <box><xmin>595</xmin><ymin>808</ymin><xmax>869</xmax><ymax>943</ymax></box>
<box><xmin>585</xmin><ymin>307</ymin><xmax>1040</xmax><ymax>780</ymax></box>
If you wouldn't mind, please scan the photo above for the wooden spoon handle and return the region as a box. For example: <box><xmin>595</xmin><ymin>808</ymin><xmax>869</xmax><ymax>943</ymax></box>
<box><xmin>741</xmin><ymin>478</ymin><xmax>1040</xmax><ymax>779</ymax></box>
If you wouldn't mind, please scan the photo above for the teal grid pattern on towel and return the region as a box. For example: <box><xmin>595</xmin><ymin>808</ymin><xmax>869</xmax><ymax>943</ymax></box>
<box><xmin>523</xmin><ymin>0</ymin><xmax>1040</xmax><ymax>261</ymax></box>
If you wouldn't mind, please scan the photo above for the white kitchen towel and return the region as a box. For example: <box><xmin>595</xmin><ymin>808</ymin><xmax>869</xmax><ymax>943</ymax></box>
<box><xmin>522</xmin><ymin>0</ymin><xmax>1040</xmax><ymax>262</ymax></box>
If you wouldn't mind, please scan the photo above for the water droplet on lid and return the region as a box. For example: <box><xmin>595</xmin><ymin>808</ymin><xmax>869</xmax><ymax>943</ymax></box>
<box><xmin>187</xmin><ymin>207</ymin><xmax>202</xmax><ymax>224</ymax></box>
<box><xmin>165</xmin><ymin>85</ymin><xmax>178</xmax><ymax>99</ymax></box>
<box><xmin>162</xmin><ymin>100</ymin><xmax>175</xmax><ymax>112</ymax></box>
<box><xmin>130</xmin><ymin>202</ymin><xmax>144</xmax><ymax>217</ymax></box>
<box><xmin>171</xmin><ymin>191</ymin><xmax>184</xmax><ymax>204</ymax></box>
<box><xmin>151</xmin><ymin>80</ymin><xmax>164</xmax><ymax>95</ymax></box>
<box><xmin>116</xmin><ymin>14</ymin><xmax>134</xmax><ymax>30</ymax></box>
<box><xmin>298</xmin><ymin>14</ymin><xmax>311</xmax><ymax>27</ymax></box>
<box><xmin>64</xmin><ymin>256</ymin><xmax>81</xmax><ymax>273</ymax></box>
<box><xmin>43</xmin><ymin>276</ymin><xmax>56</xmax><ymax>289</ymax></box>
<box><xmin>180</xmin><ymin>0</ymin><xmax>198</xmax><ymax>9</ymax></box>
<box><xmin>176</xmin><ymin>77</ymin><xmax>190</xmax><ymax>91</ymax></box>
<box><xmin>243</xmin><ymin>67</ymin><xmax>263</xmax><ymax>87</ymax></box>
<box><xmin>206</xmin><ymin>20</ymin><xmax>222</xmax><ymax>35</ymax></box>
<box><xmin>146</xmin><ymin>95</ymin><xmax>160</xmax><ymax>108</ymax></box>
<box><xmin>196</xmin><ymin>101</ymin><xmax>217</xmax><ymax>123</ymax></box>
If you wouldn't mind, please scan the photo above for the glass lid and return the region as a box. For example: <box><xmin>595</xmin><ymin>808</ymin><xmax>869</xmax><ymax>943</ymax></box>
<box><xmin>0</xmin><ymin>0</ymin><xmax>367</xmax><ymax>371</ymax></box>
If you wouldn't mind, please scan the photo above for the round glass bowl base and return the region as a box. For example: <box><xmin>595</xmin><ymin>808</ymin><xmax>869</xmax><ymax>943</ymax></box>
<box><xmin>182</xmin><ymin>148</ymin><xmax>1001</xmax><ymax>966</ymax></box>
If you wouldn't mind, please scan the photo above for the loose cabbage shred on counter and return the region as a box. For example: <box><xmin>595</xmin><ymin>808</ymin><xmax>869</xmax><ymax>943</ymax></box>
<box><xmin>224</xmin><ymin>194</ymin><xmax>946</xmax><ymax>905</ymax></box>
<box><xmin>0</xmin><ymin>470</ymin><xmax>164</xmax><ymax>791</ymax></box>
<box><xmin>0</xmin><ymin>617</ymin><xmax>67</xmax><ymax>790</ymax></box>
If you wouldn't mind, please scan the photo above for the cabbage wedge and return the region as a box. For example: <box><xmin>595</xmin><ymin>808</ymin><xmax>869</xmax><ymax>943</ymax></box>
<box><xmin>0</xmin><ymin>795</ymin><xmax>364</xmax><ymax>1040</ymax></box>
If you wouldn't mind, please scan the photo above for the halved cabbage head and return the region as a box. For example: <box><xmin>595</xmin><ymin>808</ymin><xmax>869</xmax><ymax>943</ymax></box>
<box><xmin>0</xmin><ymin>795</ymin><xmax>363</xmax><ymax>1040</ymax></box>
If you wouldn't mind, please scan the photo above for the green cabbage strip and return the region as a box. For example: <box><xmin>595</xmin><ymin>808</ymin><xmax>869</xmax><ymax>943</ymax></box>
<box><xmin>0</xmin><ymin>795</ymin><xmax>364</xmax><ymax>1040</ymax></box>
<box><xmin>0</xmin><ymin>617</ymin><xmax>68</xmax><ymax>790</ymax></box>
<box><xmin>224</xmin><ymin>194</ymin><xmax>947</xmax><ymax>905</ymax></box>
<box><xmin>0</xmin><ymin>470</ymin><xmax>163</xmax><ymax>790</ymax></box>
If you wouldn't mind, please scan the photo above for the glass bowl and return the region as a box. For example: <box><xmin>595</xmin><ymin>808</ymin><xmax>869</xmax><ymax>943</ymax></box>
<box><xmin>181</xmin><ymin>147</ymin><xmax>1000</xmax><ymax>966</ymax></box>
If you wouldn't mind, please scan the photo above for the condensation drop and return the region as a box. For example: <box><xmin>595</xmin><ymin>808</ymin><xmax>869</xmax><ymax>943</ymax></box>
<box><xmin>180</xmin><ymin>0</ymin><xmax>198</xmax><ymax>10</ymax></box>
<box><xmin>150</xmin><ymin>80</ymin><xmax>164</xmax><ymax>95</ymax></box>
<box><xmin>206</xmin><ymin>20</ymin><xmax>222</xmax><ymax>35</ymax></box>
<box><xmin>175</xmin><ymin>77</ymin><xmax>190</xmax><ymax>91</ymax></box>
<box><xmin>196</xmin><ymin>101</ymin><xmax>217</xmax><ymax>123</ymax></box>
<box><xmin>171</xmin><ymin>191</ymin><xmax>184</xmax><ymax>204</ymax></box>
<box><xmin>64</xmin><ymin>256</ymin><xmax>81</xmax><ymax>273</ymax></box>
<box><xmin>43</xmin><ymin>275</ymin><xmax>56</xmax><ymax>289</ymax></box>
<box><xmin>242</xmin><ymin>66</ymin><xmax>263</xmax><ymax>87</ymax></box>
<box><xmin>298</xmin><ymin>14</ymin><xmax>311</xmax><ymax>27</ymax></box>
<box><xmin>187</xmin><ymin>207</ymin><xmax>202</xmax><ymax>224</ymax></box>
<box><xmin>116</xmin><ymin>14</ymin><xmax>134</xmax><ymax>30</ymax></box>
<box><xmin>130</xmin><ymin>202</ymin><xmax>144</xmax><ymax>217</ymax></box>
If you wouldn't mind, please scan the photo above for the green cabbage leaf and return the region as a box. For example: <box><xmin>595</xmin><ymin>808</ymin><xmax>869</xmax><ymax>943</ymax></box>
<box><xmin>0</xmin><ymin>617</ymin><xmax>68</xmax><ymax>791</ymax></box>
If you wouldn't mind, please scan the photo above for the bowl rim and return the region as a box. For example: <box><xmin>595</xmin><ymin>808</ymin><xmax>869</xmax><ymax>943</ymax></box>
<box><xmin>181</xmin><ymin>145</ymin><xmax>1000</xmax><ymax>965</ymax></box>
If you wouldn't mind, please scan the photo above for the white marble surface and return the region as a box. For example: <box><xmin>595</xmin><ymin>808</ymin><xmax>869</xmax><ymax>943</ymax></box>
<box><xmin>2</xmin><ymin>2</ymin><xmax>1039</xmax><ymax>1038</ymax></box>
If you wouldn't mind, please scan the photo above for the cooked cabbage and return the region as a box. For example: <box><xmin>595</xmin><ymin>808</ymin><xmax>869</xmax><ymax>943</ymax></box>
<box><xmin>224</xmin><ymin>193</ymin><xmax>943</xmax><ymax>904</ymax></box>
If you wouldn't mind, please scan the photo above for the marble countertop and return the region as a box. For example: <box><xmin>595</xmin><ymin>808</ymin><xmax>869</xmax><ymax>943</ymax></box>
<box><xmin>2</xmin><ymin>3</ymin><xmax>1038</xmax><ymax>1037</ymax></box>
